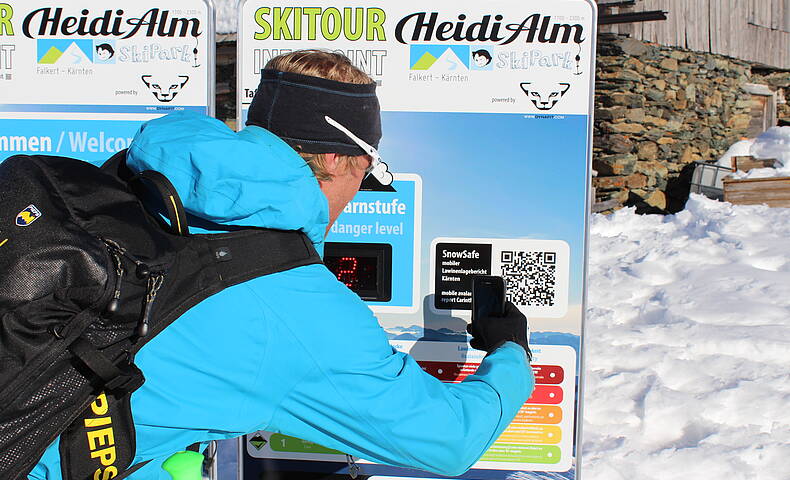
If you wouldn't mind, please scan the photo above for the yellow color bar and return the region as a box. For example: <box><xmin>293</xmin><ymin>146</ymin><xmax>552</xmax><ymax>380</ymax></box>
<box><xmin>0</xmin><ymin>238</ymin><xmax>8</xmax><ymax>248</ymax></box>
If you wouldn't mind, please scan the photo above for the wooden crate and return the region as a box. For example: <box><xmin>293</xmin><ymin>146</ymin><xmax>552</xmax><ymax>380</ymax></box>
<box><xmin>723</xmin><ymin>176</ymin><xmax>790</xmax><ymax>208</ymax></box>
<box><xmin>730</xmin><ymin>156</ymin><xmax>780</xmax><ymax>172</ymax></box>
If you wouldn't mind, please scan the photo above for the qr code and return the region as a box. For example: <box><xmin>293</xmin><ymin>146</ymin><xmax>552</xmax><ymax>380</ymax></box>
<box><xmin>500</xmin><ymin>250</ymin><xmax>556</xmax><ymax>306</ymax></box>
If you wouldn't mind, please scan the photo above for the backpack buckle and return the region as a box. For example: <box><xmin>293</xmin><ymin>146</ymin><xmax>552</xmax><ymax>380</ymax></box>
<box><xmin>71</xmin><ymin>338</ymin><xmax>145</xmax><ymax>394</ymax></box>
<box><xmin>105</xmin><ymin>362</ymin><xmax>145</xmax><ymax>394</ymax></box>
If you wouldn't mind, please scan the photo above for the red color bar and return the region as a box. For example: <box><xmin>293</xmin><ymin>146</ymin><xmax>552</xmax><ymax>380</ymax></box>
<box><xmin>532</xmin><ymin>365</ymin><xmax>564</xmax><ymax>384</ymax></box>
<box><xmin>526</xmin><ymin>385</ymin><xmax>563</xmax><ymax>404</ymax></box>
<box><xmin>418</xmin><ymin>361</ymin><xmax>480</xmax><ymax>382</ymax></box>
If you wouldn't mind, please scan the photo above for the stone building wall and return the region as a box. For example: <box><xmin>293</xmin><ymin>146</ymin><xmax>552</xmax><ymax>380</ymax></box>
<box><xmin>594</xmin><ymin>33</ymin><xmax>789</xmax><ymax>213</ymax></box>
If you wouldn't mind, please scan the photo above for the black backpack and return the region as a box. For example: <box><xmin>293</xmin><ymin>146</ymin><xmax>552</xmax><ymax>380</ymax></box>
<box><xmin>0</xmin><ymin>151</ymin><xmax>321</xmax><ymax>480</ymax></box>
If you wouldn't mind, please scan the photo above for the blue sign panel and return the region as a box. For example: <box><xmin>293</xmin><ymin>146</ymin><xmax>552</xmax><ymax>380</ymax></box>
<box><xmin>326</xmin><ymin>175</ymin><xmax>422</xmax><ymax>313</ymax></box>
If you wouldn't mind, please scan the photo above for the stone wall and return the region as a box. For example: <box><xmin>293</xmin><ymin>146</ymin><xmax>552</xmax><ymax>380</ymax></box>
<box><xmin>593</xmin><ymin>33</ymin><xmax>789</xmax><ymax>214</ymax></box>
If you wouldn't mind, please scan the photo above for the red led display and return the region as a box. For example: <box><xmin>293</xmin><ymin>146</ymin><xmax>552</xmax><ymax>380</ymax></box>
<box><xmin>324</xmin><ymin>242</ymin><xmax>392</xmax><ymax>302</ymax></box>
<box><xmin>325</xmin><ymin>254</ymin><xmax>379</xmax><ymax>292</ymax></box>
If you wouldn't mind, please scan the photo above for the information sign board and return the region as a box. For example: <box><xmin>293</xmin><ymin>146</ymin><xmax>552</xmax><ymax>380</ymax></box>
<box><xmin>0</xmin><ymin>1</ymin><xmax>215</xmax><ymax>164</ymax></box>
<box><xmin>237</xmin><ymin>1</ymin><xmax>596</xmax><ymax>478</ymax></box>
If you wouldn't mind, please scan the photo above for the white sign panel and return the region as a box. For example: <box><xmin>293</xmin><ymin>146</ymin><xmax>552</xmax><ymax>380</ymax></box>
<box><xmin>238</xmin><ymin>1</ymin><xmax>596</xmax><ymax>479</ymax></box>
<box><xmin>0</xmin><ymin>1</ymin><xmax>215</xmax><ymax>164</ymax></box>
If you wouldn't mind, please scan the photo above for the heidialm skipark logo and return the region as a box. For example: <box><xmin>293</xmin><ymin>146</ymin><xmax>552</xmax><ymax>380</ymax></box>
<box><xmin>410</xmin><ymin>45</ymin><xmax>469</xmax><ymax>71</ymax></box>
<box><xmin>22</xmin><ymin>8</ymin><xmax>202</xmax><ymax>39</ymax></box>
<box><xmin>16</xmin><ymin>204</ymin><xmax>42</xmax><ymax>227</ymax></box>
<box><xmin>395</xmin><ymin>12</ymin><xmax>586</xmax><ymax>45</ymax></box>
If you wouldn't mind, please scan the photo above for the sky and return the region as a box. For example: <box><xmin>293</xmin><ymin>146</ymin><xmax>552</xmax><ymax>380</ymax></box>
<box><xmin>380</xmin><ymin>111</ymin><xmax>590</xmax><ymax>306</ymax></box>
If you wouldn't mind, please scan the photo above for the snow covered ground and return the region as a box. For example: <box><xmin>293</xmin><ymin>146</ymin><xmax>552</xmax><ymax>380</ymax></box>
<box><xmin>583</xmin><ymin>194</ymin><xmax>790</xmax><ymax>479</ymax></box>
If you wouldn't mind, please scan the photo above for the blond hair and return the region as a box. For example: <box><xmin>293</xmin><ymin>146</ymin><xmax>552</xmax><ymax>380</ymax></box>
<box><xmin>265</xmin><ymin>50</ymin><xmax>373</xmax><ymax>181</ymax></box>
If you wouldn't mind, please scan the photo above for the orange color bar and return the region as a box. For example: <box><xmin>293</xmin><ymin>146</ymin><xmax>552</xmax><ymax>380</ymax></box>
<box><xmin>514</xmin><ymin>405</ymin><xmax>563</xmax><ymax>424</ymax></box>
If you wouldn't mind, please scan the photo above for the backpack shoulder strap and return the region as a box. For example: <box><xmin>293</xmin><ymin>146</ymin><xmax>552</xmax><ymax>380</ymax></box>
<box><xmin>200</xmin><ymin>228</ymin><xmax>321</xmax><ymax>288</ymax></box>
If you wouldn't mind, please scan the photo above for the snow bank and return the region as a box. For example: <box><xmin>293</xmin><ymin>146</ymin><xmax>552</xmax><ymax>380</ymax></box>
<box><xmin>719</xmin><ymin>127</ymin><xmax>790</xmax><ymax>179</ymax></box>
<box><xmin>752</xmin><ymin>126</ymin><xmax>790</xmax><ymax>167</ymax></box>
<box><xmin>584</xmin><ymin>194</ymin><xmax>790</xmax><ymax>479</ymax></box>
<box><xmin>715</xmin><ymin>139</ymin><xmax>754</xmax><ymax>167</ymax></box>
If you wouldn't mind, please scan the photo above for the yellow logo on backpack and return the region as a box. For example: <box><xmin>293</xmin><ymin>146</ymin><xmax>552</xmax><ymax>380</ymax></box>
<box><xmin>84</xmin><ymin>393</ymin><xmax>119</xmax><ymax>480</ymax></box>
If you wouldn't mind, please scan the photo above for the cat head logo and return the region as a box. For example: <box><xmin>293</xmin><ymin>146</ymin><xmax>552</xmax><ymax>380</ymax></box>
<box><xmin>141</xmin><ymin>74</ymin><xmax>189</xmax><ymax>103</ymax></box>
<box><xmin>16</xmin><ymin>204</ymin><xmax>42</xmax><ymax>227</ymax></box>
<box><xmin>520</xmin><ymin>82</ymin><xmax>571</xmax><ymax>111</ymax></box>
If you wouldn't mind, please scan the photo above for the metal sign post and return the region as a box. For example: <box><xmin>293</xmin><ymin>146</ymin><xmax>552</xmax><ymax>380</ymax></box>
<box><xmin>0</xmin><ymin>1</ymin><xmax>215</xmax><ymax>164</ymax></box>
<box><xmin>236</xmin><ymin>1</ymin><xmax>596</xmax><ymax>479</ymax></box>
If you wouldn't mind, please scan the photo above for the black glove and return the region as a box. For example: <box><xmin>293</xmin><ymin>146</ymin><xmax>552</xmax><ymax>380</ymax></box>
<box><xmin>466</xmin><ymin>301</ymin><xmax>532</xmax><ymax>361</ymax></box>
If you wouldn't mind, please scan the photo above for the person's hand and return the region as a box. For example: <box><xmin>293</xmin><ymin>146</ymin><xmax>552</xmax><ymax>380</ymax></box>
<box><xmin>466</xmin><ymin>301</ymin><xmax>532</xmax><ymax>361</ymax></box>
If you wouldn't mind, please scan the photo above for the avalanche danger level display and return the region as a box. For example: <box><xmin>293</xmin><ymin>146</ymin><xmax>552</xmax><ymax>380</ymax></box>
<box><xmin>245</xmin><ymin>342</ymin><xmax>577</xmax><ymax>473</ymax></box>
<box><xmin>415</xmin><ymin>343</ymin><xmax>576</xmax><ymax>471</ymax></box>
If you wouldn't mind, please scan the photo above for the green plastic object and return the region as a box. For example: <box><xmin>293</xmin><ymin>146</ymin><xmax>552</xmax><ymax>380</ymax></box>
<box><xmin>161</xmin><ymin>450</ymin><xmax>205</xmax><ymax>480</ymax></box>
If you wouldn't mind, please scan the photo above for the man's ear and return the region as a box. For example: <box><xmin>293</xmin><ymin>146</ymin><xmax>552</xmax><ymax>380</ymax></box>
<box><xmin>323</xmin><ymin>153</ymin><xmax>340</xmax><ymax>176</ymax></box>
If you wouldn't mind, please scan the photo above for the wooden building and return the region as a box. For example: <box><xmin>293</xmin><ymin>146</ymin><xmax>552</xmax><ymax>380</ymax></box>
<box><xmin>592</xmin><ymin>0</ymin><xmax>789</xmax><ymax>213</ymax></box>
<box><xmin>598</xmin><ymin>0</ymin><xmax>790</xmax><ymax>70</ymax></box>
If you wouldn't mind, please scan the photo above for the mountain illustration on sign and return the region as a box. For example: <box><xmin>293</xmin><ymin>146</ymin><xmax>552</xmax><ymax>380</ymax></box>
<box><xmin>39</xmin><ymin>42</ymin><xmax>92</xmax><ymax>65</ymax></box>
<box><xmin>39</xmin><ymin>47</ymin><xmax>63</xmax><ymax>64</ymax></box>
<box><xmin>412</xmin><ymin>52</ymin><xmax>438</xmax><ymax>70</ymax></box>
<box><xmin>412</xmin><ymin>47</ymin><xmax>468</xmax><ymax>71</ymax></box>
<box><xmin>435</xmin><ymin>48</ymin><xmax>464</xmax><ymax>70</ymax></box>
<box><xmin>58</xmin><ymin>42</ymin><xmax>91</xmax><ymax>64</ymax></box>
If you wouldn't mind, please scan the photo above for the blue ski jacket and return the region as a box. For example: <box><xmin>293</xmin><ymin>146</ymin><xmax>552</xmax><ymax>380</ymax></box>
<box><xmin>29</xmin><ymin>111</ymin><xmax>534</xmax><ymax>479</ymax></box>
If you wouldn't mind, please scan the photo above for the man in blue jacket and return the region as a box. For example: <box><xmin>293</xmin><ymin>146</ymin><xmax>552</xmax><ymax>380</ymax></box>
<box><xmin>30</xmin><ymin>50</ymin><xmax>534</xmax><ymax>479</ymax></box>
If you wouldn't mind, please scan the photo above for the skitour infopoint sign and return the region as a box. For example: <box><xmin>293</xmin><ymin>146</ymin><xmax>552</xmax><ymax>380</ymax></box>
<box><xmin>237</xmin><ymin>1</ymin><xmax>596</xmax><ymax>480</ymax></box>
<box><xmin>0</xmin><ymin>1</ymin><xmax>215</xmax><ymax>165</ymax></box>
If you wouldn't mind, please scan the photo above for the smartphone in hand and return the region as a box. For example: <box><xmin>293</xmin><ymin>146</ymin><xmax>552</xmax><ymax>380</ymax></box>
<box><xmin>471</xmin><ymin>275</ymin><xmax>506</xmax><ymax>324</ymax></box>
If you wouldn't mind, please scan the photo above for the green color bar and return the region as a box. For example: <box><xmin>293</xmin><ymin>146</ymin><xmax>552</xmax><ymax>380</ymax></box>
<box><xmin>269</xmin><ymin>434</ymin><xmax>344</xmax><ymax>455</ymax></box>
<box><xmin>481</xmin><ymin>444</ymin><xmax>561</xmax><ymax>464</ymax></box>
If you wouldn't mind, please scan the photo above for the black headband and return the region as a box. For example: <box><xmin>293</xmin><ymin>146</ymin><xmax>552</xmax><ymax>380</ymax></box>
<box><xmin>246</xmin><ymin>69</ymin><xmax>381</xmax><ymax>156</ymax></box>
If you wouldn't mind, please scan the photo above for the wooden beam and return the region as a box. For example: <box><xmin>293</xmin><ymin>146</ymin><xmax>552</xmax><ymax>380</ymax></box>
<box><xmin>599</xmin><ymin>10</ymin><xmax>668</xmax><ymax>25</ymax></box>
<box><xmin>598</xmin><ymin>0</ymin><xmax>637</xmax><ymax>8</ymax></box>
